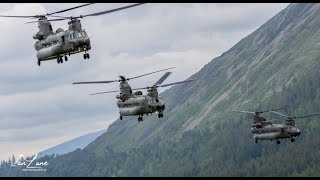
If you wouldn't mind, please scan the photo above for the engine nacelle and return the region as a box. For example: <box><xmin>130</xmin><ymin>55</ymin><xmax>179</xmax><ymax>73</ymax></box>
<box><xmin>56</xmin><ymin>28</ymin><xmax>64</xmax><ymax>33</ymax></box>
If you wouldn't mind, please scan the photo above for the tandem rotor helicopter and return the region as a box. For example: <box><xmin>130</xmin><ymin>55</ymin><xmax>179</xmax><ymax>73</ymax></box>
<box><xmin>232</xmin><ymin>108</ymin><xmax>320</xmax><ymax>144</ymax></box>
<box><xmin>0</xmin><ymin>3</ymin><xmax>146</xmax><ymax>66</ymax></box>
<box><xmin>73</xmin><ymin>67</ymin><xmax>196</xmax><ymax>122</ymax></box>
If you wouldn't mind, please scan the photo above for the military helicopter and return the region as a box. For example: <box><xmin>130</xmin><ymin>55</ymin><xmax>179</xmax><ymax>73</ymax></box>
<box><xmin>233</xmin><ymin>108</ymin><xmax>320</xmax><ymax>144</ymax></box>
<box><xmin>73</xmin><ymin>68</ymin><xmax>196</xmax><ymax>122</ymax></box>
<box><xmin>232</xmin><ymin>108</ymin><xmax>286</xmax><ymax>128</ymax></box>
<box><xmin>0</xmin><ymin>3</ymin><xmax>146</xmax><ymax>66</ymax></box>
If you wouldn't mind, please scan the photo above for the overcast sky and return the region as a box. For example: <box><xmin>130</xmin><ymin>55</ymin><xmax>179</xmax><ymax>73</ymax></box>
<box><xmin>0</xmin><ymin>3</ymin><xmax>288</xmax><ymax>161</ymax></box>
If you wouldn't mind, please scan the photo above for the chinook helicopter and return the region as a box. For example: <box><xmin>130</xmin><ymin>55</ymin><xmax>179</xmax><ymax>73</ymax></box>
<box><xmin>0</xmin><ymin>3</ymin><xmax>146</xmax><ymax>66</ymax></box>
<box><xmin>232</xmin><ymin>108</ymin><xmax>286</xmax><ymax>128</ymax></box>
<box><xmin>73</xmin><ymin>68</ymin><xmax>196</xmax><ymax>122</ymax></box>
<box><xmin>233</xmin><ymin>109</ymin><xmax>320</xmax><ymax>144</ymax></box>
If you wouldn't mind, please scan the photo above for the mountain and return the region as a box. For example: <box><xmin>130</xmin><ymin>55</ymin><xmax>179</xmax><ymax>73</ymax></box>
<box><xmin>37</xmin><ymin>129</ymin><xmax>107</xmax><ymax>159</ymax></box>
<box><xmin>2</xmin><ymin>3</ymin><xmax>320</xmax><ymax>176</ymax></box>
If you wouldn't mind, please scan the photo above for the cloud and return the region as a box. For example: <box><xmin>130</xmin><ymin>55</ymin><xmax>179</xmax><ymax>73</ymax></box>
<box><xmin>0</xmin><ymin>3</ymin><xmax>288</xmax><ymax>160</ymax></box>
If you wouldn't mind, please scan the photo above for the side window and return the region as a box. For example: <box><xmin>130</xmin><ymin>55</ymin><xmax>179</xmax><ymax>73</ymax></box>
<box><xmin>61</xmin><ymin>36</ymin><xmax>65</xmax><ymax>44</ymax></box>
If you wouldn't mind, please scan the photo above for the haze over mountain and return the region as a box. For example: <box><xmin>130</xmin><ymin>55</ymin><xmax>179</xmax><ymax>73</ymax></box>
<box><xmin>37</xmin><ymin>129</ymin><xmax>106</xmax><ymax>159</ymax></box>
<box><xmin>1</xmin><ymin>3</ymin><xmax>320</xmax><ymax>176</ymax></box>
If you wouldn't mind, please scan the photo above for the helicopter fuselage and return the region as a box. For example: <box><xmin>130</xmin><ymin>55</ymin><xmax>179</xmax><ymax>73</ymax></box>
<box><xmin>251</xmin><ymin>123</ymin><xmax>301</xmax><ymax>142</ymax></box>
<box><xmin>34</xmin><ymin>29</ymin><xmax>91</xmax><ymax>61</ymax></box>
<box><xmin>117</xmin><ymin>95</ymin><xmax>165</xmax><ymax>116</ymax></box>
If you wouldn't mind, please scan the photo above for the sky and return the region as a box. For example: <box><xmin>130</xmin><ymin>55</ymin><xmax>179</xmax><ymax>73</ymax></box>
<box><xmin>0</xmin><ymin>3</ymin><xmax>289</xmax><ymax>161</ymax></box>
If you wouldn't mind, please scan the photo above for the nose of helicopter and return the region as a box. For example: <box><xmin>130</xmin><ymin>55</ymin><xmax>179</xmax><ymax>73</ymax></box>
<box><xmin>149</xmin><ymin>100</ymin><xmax>165</xmax><ymax>111</ymax></box>
<box><xmin>293</xmin><ymin>128</ymin><xmax>301</xmax><ymax>137</ymax></box>
<box><xmin>78</xmin><ymin>37</ymin><xmax>90</xmax><ymax>47</ymax></box>
<box><xmin>296</xmin><ymin>129</ymin><xmax>301</xmax><ymax>136</ymax></box>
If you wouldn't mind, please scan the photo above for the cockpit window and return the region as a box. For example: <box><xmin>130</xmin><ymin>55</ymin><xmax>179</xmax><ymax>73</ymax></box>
<box><xmin>149</xmin><ymin>99</ymin><xmax>156</xmax><ymax>104</ymax></box>
<box><xmin>81</xmin><ymin>31</ymin><xmax>88</xmax><ymax>37</ymax></box>
<box><xmin>76</xmin><ymin>32</ymin><xmax>83</xmax><ymax>38</ymax></box>
<box><xmin>285</xmin><ymin>120</ymin><xmax>295</xmax><ymax>126</ymax></box>
<box><xmin>72</xmin><ymin>33</ymin><xmax>77</xmax><ymax>39</ymax></box>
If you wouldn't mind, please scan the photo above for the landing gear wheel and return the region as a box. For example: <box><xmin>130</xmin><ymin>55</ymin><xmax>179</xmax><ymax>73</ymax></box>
<box><xmin>120</xmin><ymin>116</ymin><xmax>123</xmax><ymax>120</ymax></box>
<box><xmin>86</xmin><ymin>53</ymin><xmax>90</xmax><ymax>59</ymax></box>
<box><xmin>84</xmin><ymin>53</ymin><xmax>87</xmax><ymax>59</ymax></box>
<box><xmin>255</xmin><ymin>139</ymin><xmax>258</xmax><ymax>144</ymax></box>
<box><xmin>37</xmin><ymin>60</ymin><xmax>41</xmax><ymax>66</ymax></box>
<box><xmin>290</xmin><ymin>138</ymin><xmax>295</xmax><ymax>142</ymax></box>
<box><xmin>57</xmin><ymin>57</ymin><xmax>63</xmax><ymax>64</ymax></box>
<box><xmin>158</xmin><ymin>112</ymin><xmax>164</xmax><ymax>118</ymax></box>
<box><xmin>138</xmin><ymin>116</ymin><xmax>143</xmax><ymax>122</ymax></box>
<box><xmin>64</xmin><ymin>56</ymin><xmax>68</xmax><ymax>61</ymax></box>
<box><xmin>276</xmin><ymin>140</ymin><xmax>281</xmax><ymax>144</ymax></box>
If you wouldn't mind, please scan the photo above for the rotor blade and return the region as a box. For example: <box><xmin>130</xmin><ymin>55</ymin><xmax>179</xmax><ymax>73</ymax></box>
<box><xmin>90</xmin><ymin>90</ymin><xmax>120</xmax><ymax>95</ymax></box>
<box><xmin>159</xmin><ymin>79</ymin><xmax>196</xmax><ymax>88</ymax></box>
<box><xmin>154</xmin><ymin>72</ymin><xmax>172</xmax><ymax>86</ymax></box>
<box><xmin>26</xmin><ymin>18</ymin><xmax>68</xmax><ymax>24</ymax></box>
<box><xmin>130</xmin><ymin>79</ymin><xmax>195</xmax><ymax>91</ymax></box>
<box><xmin>47</xmin><ymin>3</ymin><xmax>95</xmax><ymax>16</ymax></box>
<box><xmin>131</xmin><ymin>87</ymin><xmax>150</xmax><ymax>91</ymax></box>
<box><xmin>127</xmin><ymin>67</ymin><xmax>176</xmax><ymax>81</ymax></box>
<box><xmin>270</xmin><ymin>111</ymin><xmax>290</xmax><ymax>118</ymax></box>
<box><xmin>293</xmin><ymin>112</ymin><xmax>320</xmax><ymax>119</ymax></box>
<box><xmin>231</xmin><ymin>110</ymin><xmax>256</xmax><ymax>114</ymax></box>
<box><xmin>73</xmin><ymin>80</ymin><xmax>118</xmax><ymax>85</ymax></box>
<box><xmin>47</xmin><ymin>15</ymin><xmax>71</xmax><ymax>18</ymax></box>
<box><xmin>80</xmin><ymin>3</ymin><xmax>146</xmax><ymax>18</ymax></box>
<box><xmin>259</xmin><ymin>107</ymin><xmax>287</xmax><ymax>113</ymax></box>
<box><xmin>0</xmin><ymin>15</ymin><xmax>36</xmax><ymax>18</ymax></box>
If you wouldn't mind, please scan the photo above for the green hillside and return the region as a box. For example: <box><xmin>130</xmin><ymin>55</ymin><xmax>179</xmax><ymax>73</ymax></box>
<box><xmin>2</xmin><ymin>3</ymin><xmax>320</xmax><ymax>177</ymax></box>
